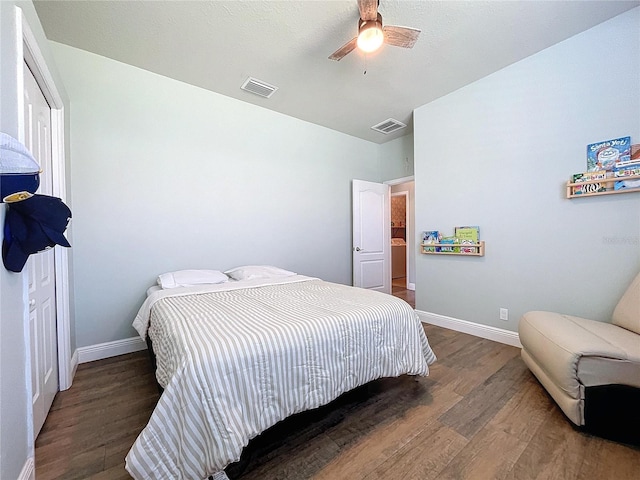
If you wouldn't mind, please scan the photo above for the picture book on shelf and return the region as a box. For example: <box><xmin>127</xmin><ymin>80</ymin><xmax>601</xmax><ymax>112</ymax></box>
<box><xmin>455</xmin><ymin>226</ymin><xmax>480</xmax><ymax>253</ymax></box>
<box><xmin>613</xmin><ymin>161</ymin><xmax>640</xmax><ymax>190</ymax></box>
<box><xmin>422</xmin><ymin>230</ymin><xmax>440</xmax><ymax>252</ymax></box>
<box><xmin>587</xmin><ymin>136</ymin><xmax>631</xmax><ymax>172</ymax></box>
<box><xmin>571</xmin><ymin>171</ymin><xmax>607</xmax><ymax>195</ymax></box>
<box><xmin>439</xmin><ymin>236</ymin><xmax>459</xmax><ymax>253</ymax></box>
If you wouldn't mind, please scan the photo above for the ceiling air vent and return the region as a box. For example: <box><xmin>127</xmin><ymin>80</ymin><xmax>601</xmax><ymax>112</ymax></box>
<box><xmin>371</xmin><ymin>118</ymin><xmax>407</xmax><ymax>134</ymax></box>
<box><xmin>240</xmin><ymin>77</ymin><xmax>278</xmax><ymax>98</ymax></box>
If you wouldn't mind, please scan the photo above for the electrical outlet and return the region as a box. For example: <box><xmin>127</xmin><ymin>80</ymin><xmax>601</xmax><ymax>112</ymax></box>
<box><xmin>499</xmin><ymin>308</ymin><xmax>509</xmax><ymax>321</ymax></box>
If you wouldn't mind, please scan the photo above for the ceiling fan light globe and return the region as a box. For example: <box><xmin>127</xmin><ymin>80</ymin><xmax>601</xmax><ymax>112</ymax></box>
<box><xmin>357</xmin><ymin>26</ymin><xmax>384</xmax><ymax>52</ymax></box>
<box><xmin>357</xmin><ymin>13</ymin><xmax>384</xmax><ymax>53</ymax></box>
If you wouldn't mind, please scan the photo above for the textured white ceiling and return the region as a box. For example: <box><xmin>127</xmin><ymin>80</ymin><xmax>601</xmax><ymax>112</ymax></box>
<box><xmin>33</xmin><ymin>0</ymin><xmax>639</xmax><ymax>144</ymax></box>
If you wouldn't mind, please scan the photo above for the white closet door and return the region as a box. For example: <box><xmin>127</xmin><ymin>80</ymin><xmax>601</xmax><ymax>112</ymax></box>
<box><xmin>24</xmin><ymin>61</ymin><xmax>59</xmax><ymax>438</ymax></box>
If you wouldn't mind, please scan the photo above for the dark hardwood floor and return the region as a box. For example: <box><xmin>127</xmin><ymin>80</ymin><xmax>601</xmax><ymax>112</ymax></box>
<box><xmin>35</xmin><ymin>325</ymin><xmax>639</xmax><ymax>479</ymax></box>
<box><xmin>391</xmin><ymin>277</ymin><xmax>415</xmax><ymax>308</ymax></box>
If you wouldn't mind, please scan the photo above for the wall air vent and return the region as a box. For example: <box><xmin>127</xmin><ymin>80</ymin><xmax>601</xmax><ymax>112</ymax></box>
<box><xmin>240</xmin><ymin>77</ymin><xmax>278</xmax><ymax>98</ymax></box>
<box><xmin>371</xmin><ymin>118</ymin><xmax>407</xmax><ymax>134</ymax></box>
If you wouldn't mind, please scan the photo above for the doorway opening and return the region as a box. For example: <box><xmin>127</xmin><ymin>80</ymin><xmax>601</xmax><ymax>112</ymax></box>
<box><xmin>391</xmin><ymin>192</ymin><xmax>407</xmax><ymax>287</ymax></box>
<box><xmin>387</xmin><ymin>178</ymin><xmax>415</xmax><ymax>308</ymax></box>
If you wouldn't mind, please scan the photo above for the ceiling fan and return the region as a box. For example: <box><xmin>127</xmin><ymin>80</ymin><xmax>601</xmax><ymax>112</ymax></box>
<box><xmin>329</xmin><ymin>0</ymin><xmax>421</xmax><ymax>61</ymax></box>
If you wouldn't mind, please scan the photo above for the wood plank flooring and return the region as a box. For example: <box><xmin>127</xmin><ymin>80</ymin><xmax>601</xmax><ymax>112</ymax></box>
<box><xmin>35</xmin><ymin>325</ymin><xmax>639</xmax><ymax>480</ymax></box>
<box><xmin>391</xmin><ymin>280</ymin><xmax>415</xmax><ymax>308</ymax></box>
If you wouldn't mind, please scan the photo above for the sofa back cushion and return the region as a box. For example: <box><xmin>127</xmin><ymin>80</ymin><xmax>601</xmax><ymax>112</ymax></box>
<box><xmin>612</xmin><ymin>271</ymin><xmax>640</xmax><ymax>334</ymax></box>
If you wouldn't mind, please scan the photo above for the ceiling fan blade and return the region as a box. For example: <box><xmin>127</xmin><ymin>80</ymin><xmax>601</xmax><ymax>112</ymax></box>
<box><xmin>329</xmin><ymin>37</ymin><xmax>358</xmax><ymax>61</ymax></box>
<box><xmin>358</xmin><ymin>0</ymin><xmax>378</xmax><ymax>21</ymax></box>
<box><xmin>383</xmin><ymin>25</ymin><xmax>421</xmax><ymax>48</ymax></box>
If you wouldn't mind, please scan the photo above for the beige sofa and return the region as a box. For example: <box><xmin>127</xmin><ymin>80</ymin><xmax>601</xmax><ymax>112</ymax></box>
<box><xmin>519</xmin><ymin>272</ymin><xmax>640</xmax><ymax>444</ymax></box>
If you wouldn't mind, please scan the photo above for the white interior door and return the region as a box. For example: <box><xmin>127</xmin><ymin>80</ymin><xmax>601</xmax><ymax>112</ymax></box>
<box><xmin>24</xmin><ymin>61</ymin><xmax>58</xmax><ymax>438</ymax></box>
<box><xmin>352</xmin><ymin>179</ymin><xmax>391</xmax><ymax>293</ymax></box>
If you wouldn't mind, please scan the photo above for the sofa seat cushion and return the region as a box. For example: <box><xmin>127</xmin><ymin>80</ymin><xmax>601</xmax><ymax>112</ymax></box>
<box><xmin>519</xmin><ymin>311</ymin><xmax>640</xmax><ymax>400</ymax></box>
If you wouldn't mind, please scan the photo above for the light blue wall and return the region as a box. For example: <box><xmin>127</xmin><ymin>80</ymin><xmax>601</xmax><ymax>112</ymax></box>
<box><xmin>51</xmin><ymin>43</ymin><xmax>389</xmax><ymax>347</ymax></box>
<box><xmin>414</xmin><ymin>8</ymin><xmax>640</xmax><ymax>332</ymax></box>
<box><xmin>379</xmin><ymin>134</ymin><xmax>414</xmax><ymax>181</ymax></box>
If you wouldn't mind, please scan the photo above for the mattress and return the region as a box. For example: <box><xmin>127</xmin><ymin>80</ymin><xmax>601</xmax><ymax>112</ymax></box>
<box><xmin>126</xmin><ymin>275</ymin><xmax>436</xmax><ymax>479</ymax></box>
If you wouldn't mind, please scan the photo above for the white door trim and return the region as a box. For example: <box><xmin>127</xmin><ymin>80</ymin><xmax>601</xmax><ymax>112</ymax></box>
<box><xmin>387</xmin><ymin>176</ymin><xmax>415</xmax><ymax>291</ymax></box>
<box><xmin>384</xmin><ymin>175</ymin><xmax>414</xmax><ymax>186</ymax></box>
<box><xmin>391</xmin><ymin>190</ymin><xmax>410</xmax><ymax>288</ymax></box>
<box><xmin>16</xmin><ymin>7</ymin><xmax>73</xmax><ymax>391</ymax></box>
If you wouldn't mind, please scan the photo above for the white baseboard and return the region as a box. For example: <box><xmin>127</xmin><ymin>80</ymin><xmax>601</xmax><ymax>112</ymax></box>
<box><xmin>77</xmin><ymin>337</ymin><xmax>147</xmax><ymax>364</ymax></box>
<box><xmin>18</xmin><ymin>457</ymin><xmax>34</xmax><ymax>480</ymax></box>
<box><xmin>407</xmin><ymin>282</ymin><xmax>415</xmax><ymax>291</ymax></box>
<box><xmin>416</xmin><ymin>310</ymin><xmax>522</xmax><ymax>348</ymax></box>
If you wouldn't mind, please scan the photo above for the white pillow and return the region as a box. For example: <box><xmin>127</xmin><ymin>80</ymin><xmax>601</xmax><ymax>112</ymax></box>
<box><xmin>224</xmin><ymin>265</ymin><xmax>296</xmax><ymax>281</ymax></box>
<box><xmin>157</xmin><ymin>269</ymin><xmax>228</xmax><ymax>289</ymax></box>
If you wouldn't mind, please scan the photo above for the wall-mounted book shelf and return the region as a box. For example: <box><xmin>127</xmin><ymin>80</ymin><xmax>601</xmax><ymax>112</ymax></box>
<box><xmin>420</xmin><ymin>241</ymin><xmax>485</xmax><ymax>257</ymax></box>
<box><xmin>566</xmin><ymin>174</ymin><xmax>640</xmax><ymax>198</ymax></box>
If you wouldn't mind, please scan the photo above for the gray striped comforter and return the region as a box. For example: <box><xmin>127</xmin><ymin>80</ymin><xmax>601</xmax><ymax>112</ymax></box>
<box><xmin>126</xmin><ymin>276</ymin><xmax>436</xmax><ymax>480</ymax></box>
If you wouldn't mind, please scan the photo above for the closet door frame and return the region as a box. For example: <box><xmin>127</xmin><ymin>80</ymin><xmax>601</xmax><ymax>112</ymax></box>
<box><xmin>16</xmin><ymin>6</ymin><xmax>73</xmax><ymax>392</ymax></box>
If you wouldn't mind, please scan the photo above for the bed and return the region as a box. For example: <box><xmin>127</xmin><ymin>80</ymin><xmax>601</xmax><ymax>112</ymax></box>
<box><xmin>125</xmin><ymin>269</ymin><xmax>436</xmax><ymax>480</ymax></box>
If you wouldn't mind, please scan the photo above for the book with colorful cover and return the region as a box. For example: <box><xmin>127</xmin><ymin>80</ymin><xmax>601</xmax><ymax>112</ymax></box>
<box><xmin>455</xmin><ymin>226</ymin><xmax>480</xmax><ymax>253</ymax></box>
<box><xmin>571</xmin><ymin>171</ymin><xmax>607</xmax><ymax>195</ymax></box>
<box><xmin>422</xmin><ymin>230</ymin><xmax>441</xmax><ymax>252</ymax></box>
<box><xmin>613</xmin><ymin>161</ymin><xmax>640</xmax><ymax>190</ymax></box>
<box><xmin>587</xmin><ymin>136</ymin><xmax>631</xmax><ymax>171</ymax></box>
<box><xmin>614</xmin><ymin>161</ymin><xmax>640</xmax><ymax>177</ymax></box>
<box><xmin>440</xmin><ymin>236</ymin><xmax>459</xmax><ymax>253</ymax></box>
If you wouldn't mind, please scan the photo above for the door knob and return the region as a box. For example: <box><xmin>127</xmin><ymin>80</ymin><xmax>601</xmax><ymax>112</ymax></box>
<box><xmin>29</xmin><ymin>299</ymin><xmax>36</xmax><ymax>308</ymax></box>
<box><xmin>355</xmin><ymin>247</ymin><xmax>362</xmax><ymax>251</ymax></box>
